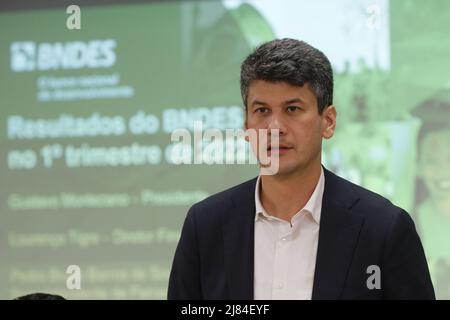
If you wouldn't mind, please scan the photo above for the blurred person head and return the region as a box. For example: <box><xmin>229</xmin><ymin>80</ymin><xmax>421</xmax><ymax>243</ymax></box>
<box><xmin>413</xmin><ymin>89</ymin><xmax>450</xmax><ymax>215</ymax></box>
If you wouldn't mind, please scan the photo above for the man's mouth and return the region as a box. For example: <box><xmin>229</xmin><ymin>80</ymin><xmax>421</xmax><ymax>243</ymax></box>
<box><xmin>267</xmin><ymin>145</ymin><xmax>293</xmax><ymax>154</ymax></box>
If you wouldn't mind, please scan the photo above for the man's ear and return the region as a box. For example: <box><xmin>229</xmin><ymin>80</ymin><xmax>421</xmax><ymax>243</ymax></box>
<box><xmin>322</xmin><ymin>105</ymin><xmax>336</xmax><ymax>139</ymax></box>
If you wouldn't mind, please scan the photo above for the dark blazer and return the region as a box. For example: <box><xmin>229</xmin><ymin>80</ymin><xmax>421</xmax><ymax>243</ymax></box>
<box><xmin>168</xmin><ymin>168</ymin><xmax>435</xmax><ymax>299</ymax></box>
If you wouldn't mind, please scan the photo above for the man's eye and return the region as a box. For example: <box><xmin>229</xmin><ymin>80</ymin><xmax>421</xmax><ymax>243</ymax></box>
<box><xmin>287</xmin><ymin>106</ymin><xmax>301</xmax><ymax>112</ymax></box>
<box><xmin>255</xmin><ymin>107</ymin><xmax>269</xmax><ymax>113</ymax></box>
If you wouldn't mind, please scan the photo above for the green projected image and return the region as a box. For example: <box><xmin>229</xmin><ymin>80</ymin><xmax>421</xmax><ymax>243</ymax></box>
<box><xmin>0</xmin><ymin>0</ymin><xmax>449</xmax><ymax>299</ymax></box>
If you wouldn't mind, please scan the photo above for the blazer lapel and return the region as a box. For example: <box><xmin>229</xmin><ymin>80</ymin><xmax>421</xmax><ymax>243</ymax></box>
<box><xmin>312</xmin><ymin>169</ymin><xmax>365</xmax><ymax>299</ymax></box>
<box><xmin>222</xmin><ymin>179</ymin><xmax>257</xmax><ymax>299</ymax></box>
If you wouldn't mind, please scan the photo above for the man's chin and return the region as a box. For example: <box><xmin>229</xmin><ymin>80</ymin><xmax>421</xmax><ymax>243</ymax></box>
<box><xmin>260</xmin><ymin>162</ymin><xmax>298</xmax><ymax>177</ymax></box>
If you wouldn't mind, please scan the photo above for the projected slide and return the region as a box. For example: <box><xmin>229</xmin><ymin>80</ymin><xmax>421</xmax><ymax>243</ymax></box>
<box><xmin>0</xmin><ymin>0</ymin><xmax>449</xmax><ymax>299</ymax></box>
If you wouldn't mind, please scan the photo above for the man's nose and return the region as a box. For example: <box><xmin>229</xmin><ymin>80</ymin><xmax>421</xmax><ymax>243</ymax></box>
<box><xmin>267</xmin><ymin>115</ymin><xmax>287</xmax><ymax>136</ymax></box>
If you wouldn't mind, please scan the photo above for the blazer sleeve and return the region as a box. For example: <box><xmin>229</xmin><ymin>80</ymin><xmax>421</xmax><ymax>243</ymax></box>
<box><xmin>167</xmin><ymin>204</ymin><xmax>203</xmax><ymax>299</ymax></box>
<box><xmin>381</xmin><ymin>209</ymin><xmax>435</xmax><ymax>299</ymax></box>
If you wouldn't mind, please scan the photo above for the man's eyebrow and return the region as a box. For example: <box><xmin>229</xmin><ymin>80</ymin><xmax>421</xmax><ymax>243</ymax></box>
<box><xmin>250</xmin><ymin>98</ymin><xmax>305</xmax><ymax>107</ymax></box>
<box><xmin>251</xmin><ymin>100</ymin><xmax>269</xmax><ymax>107</ymax></box>
<box><xmin>284</xmin><ymin>98</ymin><xmax>304</xmax><ymax>104</ymax></box>
<box><xmin>250</xmin><ymin>98</ymin><xmax>304</xmax><ymax>106</ymax></box>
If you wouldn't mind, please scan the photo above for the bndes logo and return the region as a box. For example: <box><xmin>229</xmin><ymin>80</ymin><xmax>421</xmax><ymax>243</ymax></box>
<box><xmin>10</xmin><ymin>39</ymin><xmax>117</xmax><ymax>72</ymax></box>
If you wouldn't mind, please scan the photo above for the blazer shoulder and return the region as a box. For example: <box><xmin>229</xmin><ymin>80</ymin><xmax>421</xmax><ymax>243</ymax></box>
<box><xmin>327</xmin><ymin>170</ymin><xmax>419</xmax><ymax>254</ymax></box>
<box><xmin>328</xmin><ymin>170</ymin><xmax>410</xmax><ymax>223</ymax></box>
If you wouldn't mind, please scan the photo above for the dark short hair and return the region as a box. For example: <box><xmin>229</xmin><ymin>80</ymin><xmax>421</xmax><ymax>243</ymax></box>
<box><xmin>240</xmin><ymin>38</ymin><xmax>333</xmax><ymax>114</ymax></box>
<box><xmin>14</xmin><ymin>292</ymin><xmax>65</xmax><ymax>300</ymax></box>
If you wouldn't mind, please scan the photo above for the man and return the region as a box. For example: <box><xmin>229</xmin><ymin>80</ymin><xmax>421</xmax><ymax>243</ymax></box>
<box><xmin>168</xmin><ymin>38</ymin><xmax>435</xmax><ymax>299</ymax></box>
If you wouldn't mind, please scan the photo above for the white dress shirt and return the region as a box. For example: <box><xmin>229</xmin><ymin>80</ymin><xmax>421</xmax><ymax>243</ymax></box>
<box><xmin>253</xmin><ymin>167</ymin><xmax>325</xmax><ymax>300</ymax></box>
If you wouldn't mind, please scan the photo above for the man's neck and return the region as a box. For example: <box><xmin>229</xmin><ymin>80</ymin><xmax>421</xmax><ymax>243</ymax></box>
<box><xmin>260</xmin><ymin>161</ymin><xmax>322</xmax><ymax>222</ymax></box>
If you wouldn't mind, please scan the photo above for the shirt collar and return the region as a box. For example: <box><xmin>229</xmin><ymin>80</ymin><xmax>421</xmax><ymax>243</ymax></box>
<box><xmin>254</xmin><ymin>166</ymin><xmax>325</xmax><ymax>224</ymax></box>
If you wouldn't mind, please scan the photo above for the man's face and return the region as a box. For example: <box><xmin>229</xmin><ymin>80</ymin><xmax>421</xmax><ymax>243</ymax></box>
<box><xmin>419</xmin><ymin>129</ymin><xmax>450</xmax><ymax>210</ymax></box>
<box><xmin>245</xmin><ymin>80</ymin><xmax>336</xmax><ymax>176</ymax></box>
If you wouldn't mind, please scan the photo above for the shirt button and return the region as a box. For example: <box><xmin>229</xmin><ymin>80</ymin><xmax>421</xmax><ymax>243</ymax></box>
<box><xmin>278</xmin><ymin>283</ymin><xmax>284</xmax><ymax>289</ymax></box>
